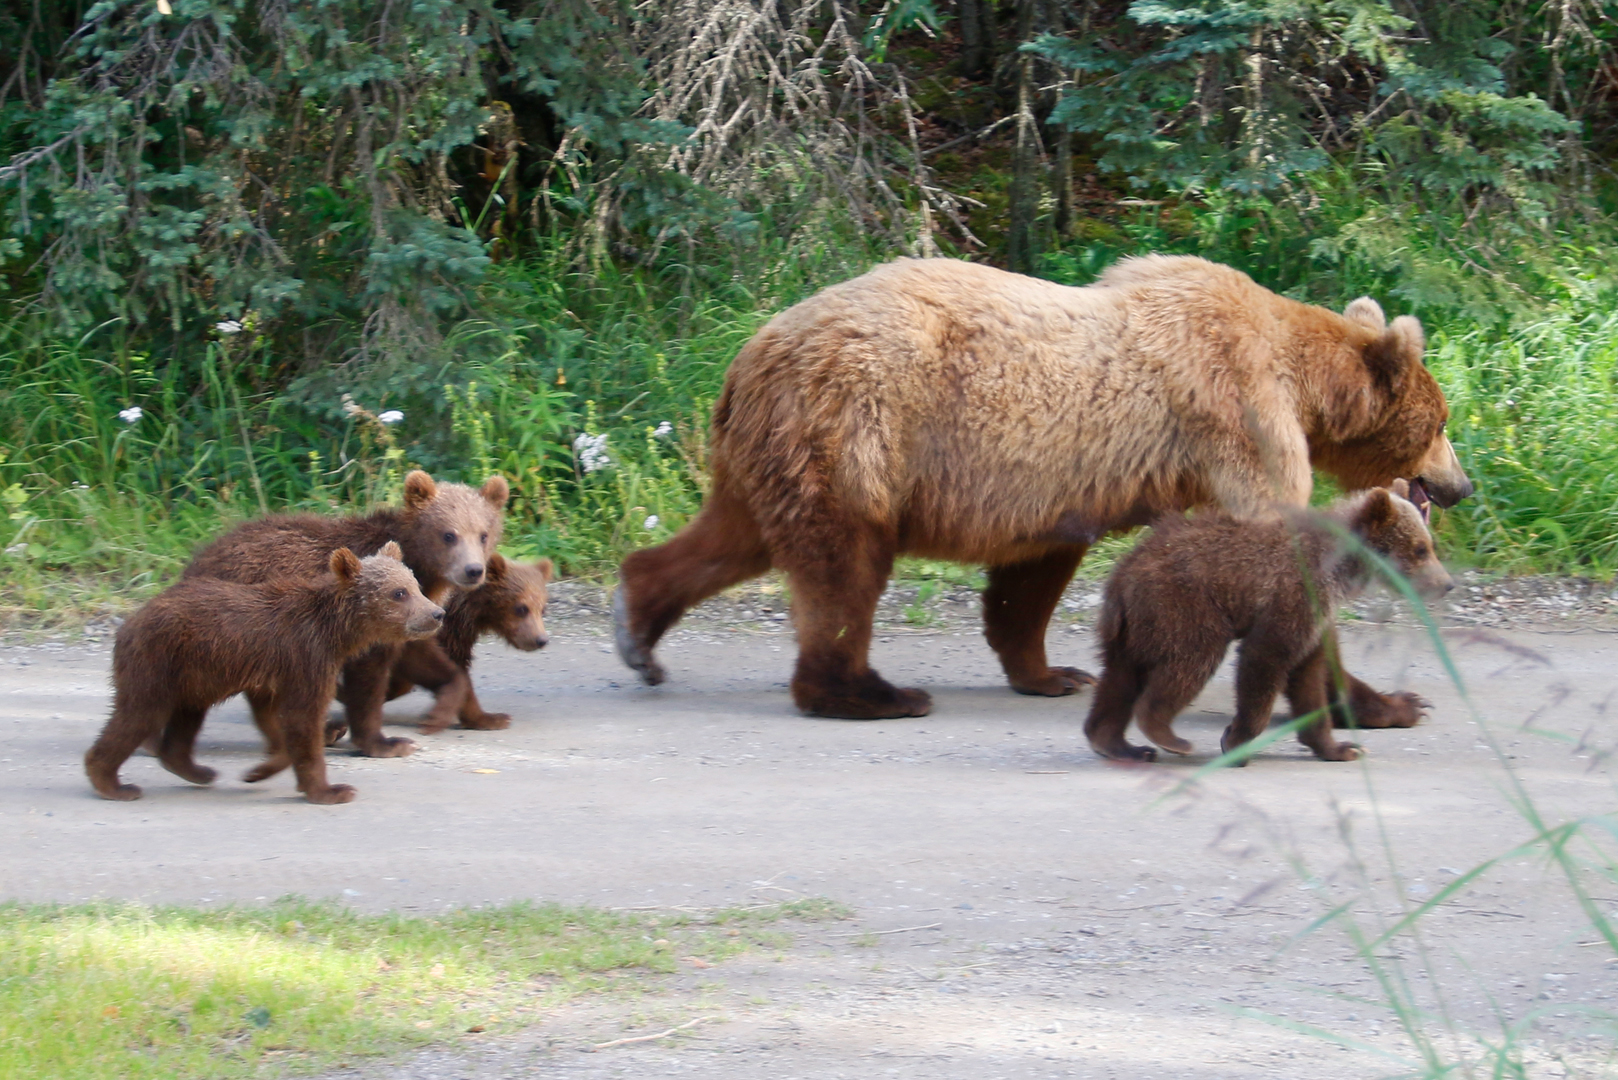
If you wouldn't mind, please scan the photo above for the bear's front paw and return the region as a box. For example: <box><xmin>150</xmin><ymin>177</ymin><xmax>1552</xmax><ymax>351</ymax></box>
<box><xmin>323</xmin><ymin>718</ymin><xmax>350</xmax><ymax>747</ymax></box>
<box><xmin>161</xmin><ymin>760</ymin><xmax>217</xmax><ymax>786</ymax></box>
<box><xmin>1010</xmin><ymin>666</ymin><xmax>1096</xmax><ymax>697</ymax></box>
<box><xmin>459</xmin><ymin>712</ymin><xmax>512</xmax><ymax>731</ymax></box>
<box><xmin>94</xmin><ymin>782</ymin><xmax>143</xmax><ymax>801</ymax></box>
<box><xmin>357</xmin><ymin>736</ymin><xmax>417</xmax><ymax>758</ymax></box>
<box><xmin>1094</xmin><ymin>743</ymin><xmax>1158</xmax><ymax>763</ymax></box>
<box><xmin>1316</xmin><ymin>741</ymin><xmax>1363</xmax><ymax>762</ymax></box>
<box><xmin>304</xmin><ymin>783</ymin><xmax>357</xmax><ymax>805</ymax></box>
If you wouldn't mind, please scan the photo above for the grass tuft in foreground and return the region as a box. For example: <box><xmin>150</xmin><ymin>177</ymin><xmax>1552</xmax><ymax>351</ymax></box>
<box><xmin>0</xmin><ymin>895</ymin><xmax>846</xmax><ymax>1080</ymax></box>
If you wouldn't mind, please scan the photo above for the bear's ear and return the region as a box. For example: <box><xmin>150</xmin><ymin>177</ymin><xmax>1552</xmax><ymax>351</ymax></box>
<box><xmin>329</xmin><ymin>547</ymin><xmax>363</xmax><ymax>584</ymax></box>
<box><xmin>534</xmin><ymin>557</ymin><xmax>554</xmax><ymax>582</ymax></box>
<box><xmin>403</xmin><ymin>470</ymin><xmax>438</xmax><ymax>509</ymax></box>
<box><xmin>481</xmin><ymin>475</ymin><xmax>510</xmax><ymax>510</ymax></box>
<box><xmin>1343</xmin><ymin>297</ymin><xmax>1386</xmax><ymax>331</ymax></box>
<box><xmin>1363</xmin><ymin>315</ymin><xmax>1426</xmax><ymax>389</ymax></box>
<box><xmin>484</xmin><ymin>551</ymin><xmax>508</xmax><ymax>583</ymax></box>
<box><xmin>1353</xmin><ymin>489</ymin><xmax>1398</xmax><ymax>533</ymax></box>
<box><xmin>379</xmin><ymin>540</ymin><xmax>403</xmax><ymax>561</ymax></box>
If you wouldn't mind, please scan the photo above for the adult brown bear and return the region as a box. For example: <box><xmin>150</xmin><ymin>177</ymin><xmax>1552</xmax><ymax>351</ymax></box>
<box><xmin>614</xmin><ymin>256</ymin><xmax>1472</xmax><ymax>720</ymax></box>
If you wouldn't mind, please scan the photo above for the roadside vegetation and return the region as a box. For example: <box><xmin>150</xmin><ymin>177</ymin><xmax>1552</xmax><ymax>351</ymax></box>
<box><xmin>0</xmin><ymin>896</ymin><xmax>842</xmax><ymax>1080</ymax></box>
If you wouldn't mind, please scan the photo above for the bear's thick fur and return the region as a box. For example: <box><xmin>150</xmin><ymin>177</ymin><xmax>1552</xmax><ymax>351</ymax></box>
<box><xmin>614</xmin><ymin>255</ymin><xmax>1472</xmax><ymax>720</ymax></box>
<box><xmin>373</xmin><ymin>553</ymin><xmax>553</xmax><ymax>734</ymax></box>
<box><xmin>85</xmin><ymin>543</ymin><xmax>444</xmax><ymax>804</ymax></box>
<box><xmin>1083</xmin><ymin>483</ymin><xmax>1453</xmax><ymax>764</ymax></box>
<box><xmin>184</xmin><ymin>470</ymin><xmax>508</xmax><ymax>756</ymax></box>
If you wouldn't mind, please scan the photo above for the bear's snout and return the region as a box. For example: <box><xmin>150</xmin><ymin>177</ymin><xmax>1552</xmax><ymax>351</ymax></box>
<box><xmin>462</xmin><ymin>563</ymin><xmax>485</xmax><ymax>583</ymax></box>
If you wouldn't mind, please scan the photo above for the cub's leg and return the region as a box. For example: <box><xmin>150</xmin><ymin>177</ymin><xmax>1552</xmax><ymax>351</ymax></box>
<box><xmin>1084</xmin><ymin>659</ymin><xmax>1153</xmax><ymax>761</ymax></box>
<box><xmin>335</xmin><ymin>643</ymin><xmax>416</xmax><ymax>757</ymax></box>
<box><xmin>1133</xmin><ymin>648</ymin><xmax>1224</xmax><ymax>758</ymax></box>
<box><xmin>1322</xmin><ymin>627</ymin><xmax>1428</xmax><ymax>728</ymax></box>
<box><xmin>784</xmin><ymin>526</ymin><xmax>929</xmax><ymax>719</ymax></box>
<box><xmin>1219</xmin><ymin>635</ymin><xmax>1297</xmax><ymax>766</ymax></box>
<box><xmin>1287</xmin><ymin>646</ymin><xmax>1362</xmax><ymax>762</ymax></box>
<box><xmin>283</xmin><ymin>690</ymin><xmax>356</xmax><ymax>804</ymax></box>
<box><xmin>615</xmin><ymin>486</ymin><xmax>771</xmax><ymax>686</ymax></box>
<box><xmin>391</xmin><ymin>640</ymin><xmax>476</xmax><ymax>734</ymax></box>
<box><xmin>243</xmin><ymin>691</ymin><xmax>290</xmax><ymax>783</ymax></box>
<box><xmin>85</xmin><ymin>696</ymin><xmax>169</xmax><ymax>800</ymax></box>
<box><xmin>155</xmin><ymin>704</ymin><xmax>217</xmax><ymax>786</ymax></box>
<box><xmin>983</xmin><ymin>547</ymin><xmax>1095</xmax><ymax>696</ymax></box>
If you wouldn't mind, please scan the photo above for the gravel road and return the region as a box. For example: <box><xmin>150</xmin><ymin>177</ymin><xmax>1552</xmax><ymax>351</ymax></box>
<box><xmin>3</xmin><ymin>587</ymin><xmax>1615</xmax><ymax>1078</ymax></box>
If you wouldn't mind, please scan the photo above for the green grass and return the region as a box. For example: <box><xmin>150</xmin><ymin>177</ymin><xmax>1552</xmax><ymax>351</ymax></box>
<box><xmin>3</xmin><ymin>207</ymin><xmax>1617</xmax><ymax>633</ymax></box>
<box><xmin>0</xmin><ymin>895</ymin><xmax>846</xmax><ymax>1080</ymax></box>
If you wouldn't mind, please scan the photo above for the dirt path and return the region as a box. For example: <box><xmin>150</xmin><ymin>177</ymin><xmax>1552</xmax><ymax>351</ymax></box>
<box><xmin>3</xmin><ymin>604</ymin><xmax>1615</xmax><ymax>1078</ymax></box>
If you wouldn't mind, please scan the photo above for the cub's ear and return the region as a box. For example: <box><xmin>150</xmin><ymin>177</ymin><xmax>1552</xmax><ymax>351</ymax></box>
<box><xmin>484</xmin><ymin>551</ymin><xmax>508</xmax><ymax>583</ymax></box>
<box><xmin>1389</xmin><ymin>478</ymin><xmax>1411</xmax><ymax>500</ymax></box>
<box><xmin>379</xmin><ymin>540</ymin><xmax>404</xmax><ymax>561</ymax></box>
<box><xmin>534</xmin><ymin>557</ymin><xmax>554</xmax><ymax>582</ymax></box>
<box><xmin>1343</xmin><ymin>297</ymin><xmax>1386</xmax><ymax>331</ymax></box>
<box><xmin>1363</xmin><ymin>315</ymin><xmax>1426</xmax><ymax>389</ymax></box>
<box><xmin>481</xmin><ymin>475</ymin><xmax>510</xmax><ymax>510</ymax></box>
<box><xmin>1354</xmin><ymin>489</ymin><xmax>1398</xmax><ymax>533</ymax></box>
<box><xmin>330</xmin><ymin>548</ymin><xmax>363</xmax><ymax>584</ymax></box>
<box><xmin>403</xmin><ymin>470</ymin><xmax>438</xmax><ymax>509</ymax></box>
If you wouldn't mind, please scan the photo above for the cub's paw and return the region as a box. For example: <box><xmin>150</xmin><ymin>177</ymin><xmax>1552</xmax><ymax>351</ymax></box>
<box><xmin>1316</xmin><ymin>741</ymin><xmax>1364</xmax><ymax>762</ymax></box>
<box><xmin>161</xmin><ymin>760</ymin><xmax>217</xmax><ymax>786</ymax></box>
<box><xmin>358</xmin><ymin>736</ymin><xmax>417</xmax><ymax>758</ymax></box>
<box><xmin>304</xmin><ymin>783</ymin><xmax>357</xmax><ymax>805</ymax></box>
<box><xmin>459</xmin><ymin>712</ymin><xmax>513</xmax><ymax>731</ymax></box>
<box><xmin>1148</xmin><ymin>733</ymin><xmax>1194</xmax><ymax>757</ymax></box>
<box><xmin>94</xmin><ymin>782</ymin><xmax>143</xmax><ymax>801</ymax></box>
<box><xmin>1095</xmin><ymin>743</ymin><xmax>1158</xmax><ymax>763</ymax></box>
<box><xmin>323</xmin><ymin>718</ymin><xmax>350</xmax><ymax>747</ymax></box>
<box><xmin>1010</xmin><ymin>666</ymin><xmax>1097</xmax><ymax>697</ymax></box>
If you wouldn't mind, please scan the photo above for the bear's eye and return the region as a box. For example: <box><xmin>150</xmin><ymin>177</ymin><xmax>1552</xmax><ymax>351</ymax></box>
<box><xmin>392</xmin><ymin>588</ymin><xmax>408</xmax><ymax>602</ymax></box>
<box><xmin>1414</xmin><ymin>544</ymin><xmax>1429</xmax><ymax>558</ymax></box>
<box><xmin>513</xmin><ymin>604</ymin><xmax>529</xmax><ymax>617</ymax></box>
<box><xmin>480</xmin><ymin>532</ymin><xmax>488</xmax><ymax>544</ymax></box>
<box><xmin>442</xmin><ymin>531</ymin><xmax>456</xmax><ymax>545</ymax></box>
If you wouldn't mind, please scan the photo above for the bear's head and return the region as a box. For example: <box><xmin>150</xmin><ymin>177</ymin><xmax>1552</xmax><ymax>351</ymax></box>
<box><xmin>1348</xmin><ymin>485</ymin><xmax>1454</xmax><ymax>599</ymax></box>
<box><xmin>400</xmin><ymin>470</ymin><xmax>510</xmax><ymax>590</ymax></box>
<box><xmin>1314</xmin><ymin>299</ymin><xmax>1474</xmax><ymax>510</ymax></box>
<box><xmin>331</xmin><ymin>541</ymin><xmax>446</xmax><ymax>639</ymax></box>
<box><xmin>480</xmin><ymin>553</ymin><xmax>553</xmax><ymax>651</ymax></box>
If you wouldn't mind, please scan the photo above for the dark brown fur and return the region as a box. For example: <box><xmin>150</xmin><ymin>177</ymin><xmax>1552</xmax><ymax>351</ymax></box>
<box><xmin>183</xmin><ymin>471</ymin><xmax>509</xmax><ymax>757</ymax></box>
<box><xmin>371</xmin><ymin>554</ymin><xmax>553</xmax><ymax>734</ymax></box>
<box><xmin>85</xmin><ymin>543</ymin><xmax>444</xmax><ymax>804</ymax></box>
<box><xmin>1083</xmin><ymin>486</ymin><xmax>1453</xmax><ymax>765</ymax></box>
<box><xmin>614</xmin><ymin>256</ymin><xmax>1472</xmax><ymax>721</ymax></box>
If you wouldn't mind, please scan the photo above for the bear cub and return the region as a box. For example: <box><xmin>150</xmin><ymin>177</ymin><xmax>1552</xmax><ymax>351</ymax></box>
<box><xmin>184</xmin><ymin>470</ymin><xmax>508</xmax><ymax>758</ymax></box>
<box><xmin>85</xmin><ymin>542</ymin><xmax>444</xmax><ymax>805</ymax></box>
<box><xmin>1083</xmin><ymin>482</ymin><xmax>1452</xmax><ymax>765</ymax></box>
<box><xmin>347</xmin><ymin>553</ymin><xmax>553</xmax><ymax>736</ymax></box>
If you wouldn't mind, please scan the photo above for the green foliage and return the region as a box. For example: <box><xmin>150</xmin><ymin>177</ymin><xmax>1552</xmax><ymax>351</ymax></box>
<box><xmin>0</xmin><ymin>896</ymin><xmax>835</xmax><ymax>1079</ymax></box>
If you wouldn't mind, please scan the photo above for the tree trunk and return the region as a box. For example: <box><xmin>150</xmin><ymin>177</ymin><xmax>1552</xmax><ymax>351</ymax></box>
<box><xmin>958</xmin><ymin>0</ymin><xmax>990</xmax><ymax>80</ymax></box>
<box><xmin>1007</xmin><ymin>0</ymin><xmax>1039</xmax><ymax>274</ymax></box>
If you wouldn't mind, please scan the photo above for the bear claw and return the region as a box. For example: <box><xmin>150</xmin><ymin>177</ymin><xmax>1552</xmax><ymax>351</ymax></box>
<box><xmin>612</xmin><ymin>587</ymin><xmax>666</xmax><ymax>685</ymax></box>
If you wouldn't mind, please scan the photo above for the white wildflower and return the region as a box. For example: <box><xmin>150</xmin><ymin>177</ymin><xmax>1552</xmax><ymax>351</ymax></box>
<box><xmin>573</xmin><ymin>432</ymin><xmax>611</xmax><ymax>474</ymax></box>
<box><xmin>215</xmin><ymin>320</ymin><xmax>243</xmax><ymax>334</ymax></box>
<box><xmin>341</xmin><ymin>393</ymin><xmax>364</xmax><ymax>417</ymax></box>
<box><xmin>644</xmin><ymin>514</ymin><xmax>660</xmax><ymax>530</ymax></box>
<box><xmin>3</xmin><ymin>543</ymin><xmax>25</xmax><ymax>556</ymax></box>
<box><xmin>377</xmin><ymin>410</ymin><xmax>404</xmax><ymax>425</ymax></box>
<box><xmin>653</xmin><ymin>421</ymin><xmax>673</xmax><ymax>438</ymax></box>
<box><xmin>118</xmin><ymin>406</ymin><xmax>143</xmax><ymax>424</ymax></box>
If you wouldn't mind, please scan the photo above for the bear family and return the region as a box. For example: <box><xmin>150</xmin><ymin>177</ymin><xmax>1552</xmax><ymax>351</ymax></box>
<box><xmin>1083</xmin><ymin>483</ymin><xmax>1454</xmax><ymax>765</ymax></box>
<box><xmin>369</xmin><ymin>553</ymin><xmax>553</xmax><ymax>735</ymax></box>
<box><xmin>184</xmin><ymin>470</ymin><xmax>508</xmax><ymax>756</ymax></box>
<box><xmin>85</xmin><ymin>543</ymin><xmax>444</xmax><ymax>804</ymax></box>
<box><xmin>614</xmin><ymin>255</ymin><xmax>1473</xmax><ymax>720</ymax></box>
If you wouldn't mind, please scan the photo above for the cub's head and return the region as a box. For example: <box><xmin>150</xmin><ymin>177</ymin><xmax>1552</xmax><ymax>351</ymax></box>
<box><xmin>331</xmin><ymin>541</ymin><xmax>446</xmax><ymax>639</ymax></box>
<box><xmin>1347</xmin><ymin>485</ymin><xmax>1453</xmax><ymax>599</ymax></box>
<box><xmin>1316</xmin><ymin>298</ymin><xmax>1474</xmax><ymax>510</ymax></box>
<box><xmin>401</xmin><ymin>470</ymin><xmax>510</xmax><ymax>590</ymax></box>
<box><xmin>479</xmin><ymin>553</ymin><xmax>553</xmax><ymax>651</ymax></box>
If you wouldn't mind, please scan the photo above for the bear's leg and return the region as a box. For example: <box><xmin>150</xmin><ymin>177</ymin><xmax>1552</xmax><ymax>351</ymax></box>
<box><xmin>391</xmin><ymin>640</ymin><xmax>478</xmax><ymax>734</ymax></box>
<box><xmin>784</xmin><ymin>531</ymin><xmax>930</xmax><ymax>719</ymax></box>
<box><xmin>155</xmin><ymin>705</ymin><xmax>217</xmax><ymax>786</ymax></box>
<box><xmin>1134</xmin><ymin>660</ymin><xmax>1218</xmax><ymax>758</ymax></box>
<box><xmin>1286</xmin><ymin>646</ymin><xmax>1362</xmax><ymax>762</ymax></box>
<box><xmin>84</xmin><ymin>696</ymin><xmax>166</xmax><ymax>800</ymax></box>
<box><xmin>335</xmin><ymin>643</ymin><xmax>417</xmax><ymax>757</ymax></box>
<box><xmin>1084</xmin><ymin>660</ymin><xmax>1156</xmax><ymax>762</ymax></box>
<box><xmin>243</xmin><ymin>691</ymin><xmax>291</xmax><ymax>783</ymax></box>
<box><xmin>983</xmin><ymin>547</ymin><xmax>1095</xmax><ymax>696</ymax></box>
<box><xmin>283</xmin><ymin>692</ymin><xmax>356</xmax><ymax>804</ymax></box>
<box><xmin>1220</xmin><ymin>639</ymin><xmax>1295</xmax><ymax>766</ymax></box>
<box><xmin>615</xmin><ymin>488</ymin><xmax>771</xmax><ymax>686</ymax></box>
<box><xmin>455</xmin><ymin>678</ymin><xmax>510</xmax><ymax>731</ymax></box>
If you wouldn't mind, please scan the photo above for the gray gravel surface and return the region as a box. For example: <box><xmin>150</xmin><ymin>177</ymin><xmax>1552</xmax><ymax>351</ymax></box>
<box><xmin>3</xmin><ymin>585</ymin><xmax>1615</xmax><ymax>1078</ymax></box>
